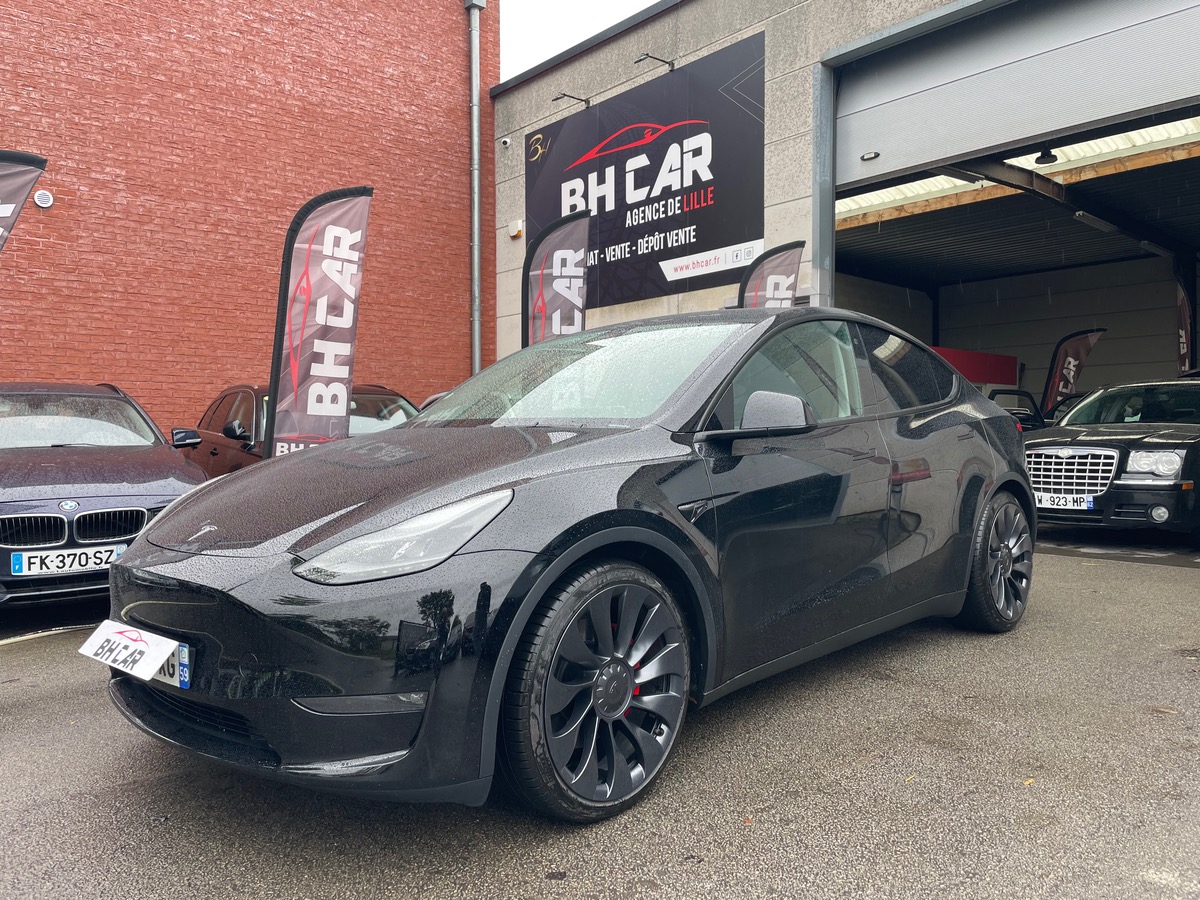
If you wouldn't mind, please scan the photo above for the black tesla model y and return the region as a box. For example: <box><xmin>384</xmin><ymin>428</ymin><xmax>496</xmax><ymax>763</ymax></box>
<box><xmin>83</xmin><ymin>308</ymin><xmax>1035</xmax><ymax>821</ymax></box>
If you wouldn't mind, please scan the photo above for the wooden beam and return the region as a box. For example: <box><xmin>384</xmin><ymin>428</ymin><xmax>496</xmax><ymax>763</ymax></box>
<box><xmin>837</xmin><ymin>140</ymin><xmax>1200</xmax><ymax>231</ymax></box>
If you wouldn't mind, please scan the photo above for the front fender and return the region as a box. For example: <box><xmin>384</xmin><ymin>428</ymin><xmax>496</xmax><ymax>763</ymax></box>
<box><xmin>475</xmin><ymin>519</ymin><xmax>721</xmax><ymax>782</ymax></box>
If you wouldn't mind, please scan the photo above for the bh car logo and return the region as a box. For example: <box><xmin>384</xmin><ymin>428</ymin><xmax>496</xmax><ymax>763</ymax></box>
<box><xmin>59</xmin><ymin>500</ymin><xmax>79</xmax><ymax>512</ymax></box>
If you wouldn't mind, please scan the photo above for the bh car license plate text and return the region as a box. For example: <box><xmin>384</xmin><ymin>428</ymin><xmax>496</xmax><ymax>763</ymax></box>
<box><xmin>78</xmin><ymin>619</ymin><xmax>183</xmax><ymax>683</ymax></box>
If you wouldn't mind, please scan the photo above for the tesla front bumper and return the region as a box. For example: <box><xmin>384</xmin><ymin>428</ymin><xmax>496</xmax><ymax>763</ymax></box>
<box><xmin>104</xmin><ymin>543</ymin><xmax>548</xmax><ymax>804</ymax></box>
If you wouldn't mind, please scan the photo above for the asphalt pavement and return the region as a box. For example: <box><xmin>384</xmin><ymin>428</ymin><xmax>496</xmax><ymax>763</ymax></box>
<box><xmin>1</xmin><ymin>550</ymin><xmax>1197</xmax><ymax>899</ymax></box>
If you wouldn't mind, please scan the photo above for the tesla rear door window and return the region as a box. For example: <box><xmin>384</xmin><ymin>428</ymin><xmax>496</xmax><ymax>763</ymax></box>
<box><xmin>858</xmin><ymin>324</ymin><xmax>955</xmax><ymax>412</ymax></box>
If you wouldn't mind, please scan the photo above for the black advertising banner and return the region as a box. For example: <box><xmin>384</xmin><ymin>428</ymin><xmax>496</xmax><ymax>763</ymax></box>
<box><xmin>522</xmin><ymin>210</ymin><xmax>591</xmax><ymax>346</ymax></box>
<box><xmin>1040</xmin><ymin>328</ymin><xmax>1106</xmax><ymax>413</ymax></box>
<box><xmin>524</xmin><ymin>34</ymin><xmax>765</xmax><ymax>308</ymax></box>
<box><xmin>0</xmin><ymin>151</ymin><xmax>47</xmax><ymax>254</ymax></box>
<box><xmin>1178</xmin><ymin>281</ymin><xmax>1194</xmax><ymax>375</ymax></box>
<box><xmin>265</xmin><ymin>187</ymin><xmax>373</xmax><ymax>459</ymax></box>
<box><xmin>737</xmin><ymin>241</ymin><xmax>808</xmax><ymax>308</ymax></box>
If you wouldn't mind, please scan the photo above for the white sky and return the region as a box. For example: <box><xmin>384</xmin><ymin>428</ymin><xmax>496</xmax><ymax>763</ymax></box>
<box><xmin>500</xmin><ymin>0</ymin><xmax>661</xmax><ymax>81</ymax></box>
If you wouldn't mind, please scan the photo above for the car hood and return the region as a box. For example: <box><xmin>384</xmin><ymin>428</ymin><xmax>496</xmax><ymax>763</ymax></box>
<box><xmin>0</xmin><ymin>444</ymin><xmax>206</xmax><ymax>503</ymax></box>
<box><xmin>144</xmin><ymin>424</ymin><xmax>650</xmax><ymax>557</ymax></box>
<box><xmin>1025</xmin><ymin>422</ymin><xmax>1200</xmax><ymax>453</ymax></box>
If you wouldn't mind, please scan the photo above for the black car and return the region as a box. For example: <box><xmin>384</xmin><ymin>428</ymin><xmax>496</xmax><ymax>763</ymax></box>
<box><xmin>86</xmin><ymin>309</ymin><xmax>1034</xmax><ymax>821</ymax></box>
<box><xmin>1024</xmin><ymin>379</ymin><xmax>1200</xmax><ymax>541</ymax></box>
<box><xmin>184</xmin><ymin>383</ymin><xmax>419</xmax><ymax>478</ymax></box>
<box><xmin>1</xmin><ymin>383</ymin><xmax>206</xmax><ymax>607</ymax></box>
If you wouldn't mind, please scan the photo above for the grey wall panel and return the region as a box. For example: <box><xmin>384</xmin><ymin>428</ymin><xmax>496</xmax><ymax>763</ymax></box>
<box><xmin>937</xmin><ymin>258</ymin><xmax>1179</xmax><ymax>392</ymax></box>
<box><xmin>837</xmin><ymin>0</ymin><xmax>1200</xmax><ymax>189</ymax></box>
<box><xmin>836</xmin><ymin>273</ymin><xmax>933</xmax><ymax>342</ymax></box>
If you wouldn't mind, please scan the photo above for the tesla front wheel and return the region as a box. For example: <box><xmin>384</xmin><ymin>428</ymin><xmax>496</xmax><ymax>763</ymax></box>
<box><xmin>502</xmin><ymin>560</ymin><xmax>691</xmax><ymax>822</ymax></box>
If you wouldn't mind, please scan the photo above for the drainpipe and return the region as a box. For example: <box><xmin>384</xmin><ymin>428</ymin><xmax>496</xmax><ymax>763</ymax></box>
<box><xmin>466</xmin><ymin>0</ymin><xmax>485</xmax><ymax>373</ymax></box>
<box><xmin>811</xmin><ymin>62</ymin><xmax>837</xmax><ymax>307</ymax></box>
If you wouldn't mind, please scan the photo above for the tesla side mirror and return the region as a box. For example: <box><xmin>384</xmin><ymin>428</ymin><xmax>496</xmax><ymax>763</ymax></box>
<box><xmin>695</xmin><ymin>391</ymin><xmax>819</xmax><ymax>443</ymax></box>
<box><xmin>171</xmin><ymin>427</ymin><xmax>202</xmax><ymax>449</ymax></box>
<box><xmin>222</xmin><ymin>419</ymin><xmax>250</xmax><ymax>441</ymax></box>
<box><xmin>742</xmin><ymin>391</ymin><xmax>816</xmax><ymax>432</ymax></box>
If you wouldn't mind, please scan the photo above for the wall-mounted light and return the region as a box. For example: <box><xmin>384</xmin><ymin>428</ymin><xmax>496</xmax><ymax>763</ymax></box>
<box><xmin>1073</xmin><ymin>210</ymin><xmax>1119</xmax><ymax>234</ymax></box>
<box><xmin>552</xmin><ymin>91</ymin><xmax>590</xmax><ymax>108</ymax></box>
<box><xmin>1034</xmin><ymin>147</ymin><xmax>1058</xmax><ymax>165</ymax></box>
<box><xmin>859</xmin><ymin>151</ymin><xmax>880</xmax><ymax>161</ymax></box>
<box><xmin>634</xmin><ymin>52</ymin><xmax>675</xmax><ymax>71</ymax></box>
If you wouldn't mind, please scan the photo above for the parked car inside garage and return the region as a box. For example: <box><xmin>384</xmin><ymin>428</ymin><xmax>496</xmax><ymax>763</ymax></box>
<box><xmin>1024</xmin><ymin>379</ymin><xmax>1200</xmax><ymax>542</ymax></box>
<box><xmin>0</xmin><ymin>383</ymin><xmax>205</xmax><ymax>607</ymax></box>
<box><xmin>184</xmin><ymin>383</ymin><xmax>418</xmax><ymax>478</ymax></box>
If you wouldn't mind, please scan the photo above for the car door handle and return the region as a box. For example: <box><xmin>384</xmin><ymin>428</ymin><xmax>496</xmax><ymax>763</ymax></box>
<box><xmin>957</xmin><ymin>431</ymin><xmax>975</xmax><ymax>441</ymax></box>
<box><xmin>851</xmin><ymin>448</ymin><xmax>877</xmax><ymax>460</ymax></box>
<box><xmin>209</xmin><ymin>448</ymin><xmax>220</xmax><ymax>457</ymax></box>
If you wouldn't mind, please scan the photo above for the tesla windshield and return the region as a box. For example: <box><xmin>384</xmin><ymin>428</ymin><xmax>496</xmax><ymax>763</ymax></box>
<box><xmin>415</xmin><ymin>321</ymin><xmax>749</xmax><ymax>426</ymax></box>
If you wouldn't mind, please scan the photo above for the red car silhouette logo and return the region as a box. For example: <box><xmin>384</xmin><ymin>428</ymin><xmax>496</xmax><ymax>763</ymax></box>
<box><xmin>567</xmin><ymin>120</ymin><xmax>708</xmax><ymax>171</ymax></box>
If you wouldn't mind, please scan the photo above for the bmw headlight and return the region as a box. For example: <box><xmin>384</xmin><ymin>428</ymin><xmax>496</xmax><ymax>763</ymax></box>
<box><xmin>1125</xmin><ymin>450</ymin><xmax>1184</xmax><ymax>479</ymax></box>
<box><xmin>293</xmin><ymin>489</ymin><xmax>513</xmax><ymax>585</ymax></box>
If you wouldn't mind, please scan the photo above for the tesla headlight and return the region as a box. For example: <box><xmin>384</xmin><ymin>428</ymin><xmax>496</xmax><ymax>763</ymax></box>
<box><xmin>293</xmin><ymin>489</ymin><xmax>513</xmax><ymax>585</ymax></box>
<box><xmin>1125</xmin><ymin>450</ymin><xmax>1184</xmax><ymax>479</ymax></box>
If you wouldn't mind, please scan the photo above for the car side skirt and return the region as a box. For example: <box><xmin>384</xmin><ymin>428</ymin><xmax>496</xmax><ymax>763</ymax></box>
<box><xmin>696</xmin><ymin>589</ymin><xmax>966</xmax><ymax>708</ymax></box>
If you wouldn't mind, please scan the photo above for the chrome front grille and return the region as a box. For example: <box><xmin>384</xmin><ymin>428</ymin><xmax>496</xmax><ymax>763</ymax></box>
<box><xmin>74</xmin><ymin>508</ymin><xmax>147</xmax><ymax>543</ymax></box>
<box><xmin>1026</xmin><ymin>448</ymin><xmax>1119</xmax><ymax>496</ymax></box>
<box><xmin>0</xmin><ymin>515</ymin><xmax>68</xmax><ymax>548</ymax></box>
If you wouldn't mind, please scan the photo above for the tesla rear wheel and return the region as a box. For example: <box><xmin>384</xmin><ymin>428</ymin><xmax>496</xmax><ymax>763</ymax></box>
<box><xmin>957</xmin><ymin>491</ymin><xmax>1033</xmax><ymax>632</ymax></box>
<box><xmin>502</xmin><ymin>560</ymin><xmax>690</xmax><ymax>822</ymax></box>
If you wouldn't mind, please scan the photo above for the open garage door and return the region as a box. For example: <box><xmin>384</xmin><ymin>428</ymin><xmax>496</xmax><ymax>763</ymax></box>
<box><xmin>828</xmin><ymin>0</ymin><xmax>1200</xmax><ymax>399</ymax></box>
<box><xmin>836</xmin><ymin>0</ymin><xmax>1200</xmax><ymax>192</ymax></box>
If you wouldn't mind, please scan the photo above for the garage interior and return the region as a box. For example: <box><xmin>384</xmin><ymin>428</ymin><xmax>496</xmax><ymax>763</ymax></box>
<box><xmin>825</xmin><ymin>0</ymin><xmax>1200</xmax><ymax>402</ymax></box>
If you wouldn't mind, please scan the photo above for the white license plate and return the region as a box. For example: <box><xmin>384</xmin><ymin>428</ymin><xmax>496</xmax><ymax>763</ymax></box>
<box><xmin>1035</xmin><ymin>493</ymin><xmax>1094</xmax><ymax>510</ymax></box>
<box><xmin>78</xmin><ymin>618</ymin><xmax>185</xmax><ymax>684</ymax></box>
<box><xmin>11</xmin><ymin>543</ymin><xmax>127</xmax><ymax>576</ymax></box>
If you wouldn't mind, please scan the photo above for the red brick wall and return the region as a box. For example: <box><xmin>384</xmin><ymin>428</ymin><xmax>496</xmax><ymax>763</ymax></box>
<box><xmin>1</xmin><ymin>0</ymin><xmax>498</xmax><ymax>430</ymax></box>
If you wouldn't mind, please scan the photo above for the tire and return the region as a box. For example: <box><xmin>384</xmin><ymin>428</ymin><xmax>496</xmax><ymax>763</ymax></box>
<box><xmin>501</xmin><ymin>560</ymin><xmax>691</xmax><ymax>822</ymax></box>
<box><xmin>956</xmin><ymin>491</ymin><xmax>1033</xmax><ymax>632</ymax></box>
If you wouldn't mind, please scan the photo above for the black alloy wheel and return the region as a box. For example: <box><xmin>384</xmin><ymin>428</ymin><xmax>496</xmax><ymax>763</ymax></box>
<box><xmin>958</xmin><ymin>491</ymin><xmax>1033</xmax><ymax>632</ymax></box>
<box><xmin>502</xmin><ymin>560</ymin><xmax>691</xmax><ymax>822</ymax></box>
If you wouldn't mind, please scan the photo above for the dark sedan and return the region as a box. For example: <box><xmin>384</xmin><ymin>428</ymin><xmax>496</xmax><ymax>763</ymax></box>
<box><xmin>1024</xmin><ymin>380</ymin><xmax>1200</xmax><ymax>542</ymax></box>
<box><xmin>83</xmin><ymin>309</ymin><xmax>1034</xmax><ymax>821</ymax></box>
<box><xmin>1</xmin><ymin>383</ymin><xmax>206</xmax><ymax>607</ymax></box>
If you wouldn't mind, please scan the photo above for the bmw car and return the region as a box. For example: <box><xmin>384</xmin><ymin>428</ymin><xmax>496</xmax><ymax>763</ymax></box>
<box><xmin>1</xmin><ymin>383</ymin><xmax>206</xmax><ymax>607</ymax></box>
<box><xmin>83</xmin><ymin>309</ymin><xmax>1035</xmax><ymax>821</ymax></box>
<box><xmin>1023</xmin><ymin>379</ymin><xmax>1200</xmax><ymax>542</ymax></box>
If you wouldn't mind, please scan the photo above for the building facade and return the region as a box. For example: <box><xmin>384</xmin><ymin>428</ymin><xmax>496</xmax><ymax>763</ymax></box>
<box><xmin>2</xmin><ymin>0</ymin><xmax>498</xmax><ymax>428</ymax></box>
<box><xmin>493</xmin><ymin>0</ymin><xmax>1200</xmax><ymax>397</ymax></box>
